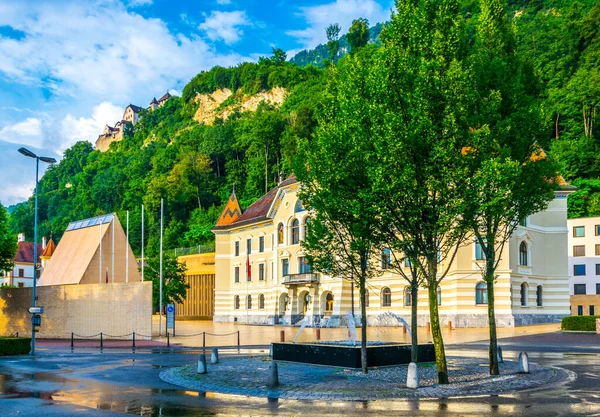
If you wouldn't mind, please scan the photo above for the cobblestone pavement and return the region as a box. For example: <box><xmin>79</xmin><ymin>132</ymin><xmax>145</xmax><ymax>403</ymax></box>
<box><xmin>160</xmin><ymin>355</ymin><xmax>571</xmax><ymax>400</ymax></box>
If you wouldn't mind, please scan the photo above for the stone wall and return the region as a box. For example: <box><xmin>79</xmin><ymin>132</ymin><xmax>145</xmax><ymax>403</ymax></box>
<box><xmin>0</xmin><ymin>282</ymin><xmax>152</xmax><ymax>338</ymax></box>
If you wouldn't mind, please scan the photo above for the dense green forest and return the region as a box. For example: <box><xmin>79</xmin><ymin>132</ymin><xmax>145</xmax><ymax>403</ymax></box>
<box><xmin>7</xmin><ymin>0</ymin><xmax>600</xmax><ymax>254</ymax></box>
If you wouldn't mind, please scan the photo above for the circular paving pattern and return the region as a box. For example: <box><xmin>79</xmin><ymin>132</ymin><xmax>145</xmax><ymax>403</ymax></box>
<box><xmin>159</xmin><ymin>355</ymin><xmax>572</xmax><ymax>400</ymax></box>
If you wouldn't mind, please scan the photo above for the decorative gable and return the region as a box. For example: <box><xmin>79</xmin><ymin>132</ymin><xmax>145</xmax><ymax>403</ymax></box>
<box><xmin>215</xmin><ymin>193</ymin><xmax>242</xmax><ymax>227</ymax></box>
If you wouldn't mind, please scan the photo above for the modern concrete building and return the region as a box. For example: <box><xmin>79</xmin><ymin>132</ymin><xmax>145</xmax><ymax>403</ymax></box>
<box><xmin>212</xmin><ymin>177</ymin><xmax>573</xmax><ymax>328</ymax></box>
<box><xmin>567</xmin><ymin>217</ymin><xmax>600</xmax><ymax>316</ymax></box>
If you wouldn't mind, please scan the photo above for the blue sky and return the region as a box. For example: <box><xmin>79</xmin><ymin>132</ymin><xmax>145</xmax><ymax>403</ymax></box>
<box><xmin>0</xmin><ymin>0</ymin><xmax>393</xmax><ymax>206</ymax></box>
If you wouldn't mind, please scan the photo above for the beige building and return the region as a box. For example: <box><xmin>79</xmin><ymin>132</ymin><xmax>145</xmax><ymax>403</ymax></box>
<box><xmin>212</xmin><ymin>177</ymin><xmax>572</xmax><ymax>327</ymax></box>
<box><xmin>567</xmin><ymin>217</ymin><xmax>600</xmax><ymax>316</ymax></box>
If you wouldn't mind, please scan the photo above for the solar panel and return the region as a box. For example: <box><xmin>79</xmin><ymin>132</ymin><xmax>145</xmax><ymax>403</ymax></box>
<box><xmin>66</xmin><ymin>214</ymin><xmax>114</xmax><ymax>231</ymax></box>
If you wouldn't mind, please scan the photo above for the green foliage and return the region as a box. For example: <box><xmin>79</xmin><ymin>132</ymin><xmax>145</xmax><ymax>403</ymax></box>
<box><xmin>347</xmin><ymin>18</ymin><xmax>370</xmax><ymax>53</ymax></box>
<box><xmin>326</xmin><ymin>23</ymin><xmax>341</xmax><ymax>63</ymax></box>
<box><xmin>0</xmin><ymin>337</ymin><xmax>31</xmax><ymax>356</ymax></box>
<box><xmin>0</xmin><ymin>204</ymin><xmax>16</xmax><ymax>272</ymax></box>
<box><xmin>145</xmin><ymin>254</ymin><xmax>190</xmax><ymax>308</ymax></box>
<box><xmin>561</xmin><ymin>315</ymin><xmax>599</xmax><ymax>331</ymax></box>
<box><xmin>568</xmin><ymin>179</ymin><xmax>600</xmax><ymax>218</ymax></box>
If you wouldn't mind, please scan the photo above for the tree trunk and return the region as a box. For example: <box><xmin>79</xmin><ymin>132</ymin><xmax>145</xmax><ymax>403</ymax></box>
<box><xmin>486</xmin><ymin>256</ymin><xmax>499</xmax><ymax>375</ymax></box>
<box><xmin>410</xmin><ymin>279</ymin><xmax>418</xmax><ymax>363</ymax></box>
<box><xmin>555</xmin><ymin>113</ymin><xmax>559</xmax><ymax>140</ymax></box>
<box><xmin>360</xmin><ymin>259</ymin><xmax>368</xmax><ymax>374</ymax></box>
<box><xmin>265</xmin><ymin>146</ymin><xmax>269</xmax><ymax>193</ymax></box>
<box><xmin>428</xmin><ymin>282</ymin><xmax>448</xmax><ymax>384</ymax></box>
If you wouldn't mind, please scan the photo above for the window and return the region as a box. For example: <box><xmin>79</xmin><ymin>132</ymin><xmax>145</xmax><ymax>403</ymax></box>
<box><xmin>403</xmin><ymin>287</ymin><xmax>412</xmax><ymax>307</ymax></box>
<box><xmin>536</xmin><ymin>285</ymin><xmax>543</xmax><ymax>307</ymax></box>
<box><xmin>259</xmin><ymin>294</ymin><xmax>265</xmax><ymax>309</ymax></box>
<box><xmin>437</xmin><ymin>287</ymin><xmax>442</xmax><ymax>306</ymax></box>
<box><xmin>475</xmin><ymin>241</ymin><xmax>485</xmax><ymax>260</ymax></box>
<box><xmin>234</xmin><ymin>267</ymin><xmax>240</xmax><ymax>283</ymax></box>
<box><xmin>381</xmin><ymin>248</ymin><xmax>391</xmax><ymax>269</ymax></box>
<box><xmin>405</xmin><ymin>257</ymin><xmax>411</xmax><ymax>267</ymax></box>
<box><xmin>381</xmin><ymin>287</ymin><xmax>392</xmax><ymax>307</ymax></box>
<box><xmin>18</xmin><ymin>282</ymin><xmax>24</xmax><ymax>288</ymax></box>
<box><xmin>519</xmin><ymin>217</ymin><xmax>528</xmax><ymax>227</ymax></box>
<box><xmin>259</xmin><ymin>236</ymin><xmax>265</xmax><ymax>252</ymax></box>
<box><xmin>519</xmin><ymin>242</ymin><xmax>528</xmax><ymax>266</ymax></box>
<box><xmin>247</xmin><ymin>295</ymin><xmax>252</xmax><ymax>310</ymax></box>
<box><xmin>520</xmin><ymin>283</ymin><xmax>529</xmax><ymax>307</ymax></box>
<box><xmin>235</xmin><ymin>241</ymin><xmax>239</xmax><ymax>256</ymax></box>
<box><xmin>574</xmin><ymin>264</ymin><xmax>586</xmax><ymax>276</ymax></box>
<box><xmin>326</xmin><ymin>293</ymin><xmax>334</xmax><ymax>312</ymax></box>
<box><xmin>282</xmin><ymin>259</ymin><xmax>289</xmax><ymax>276</ymax></box>
<box><xmin>596</xmin><ymin>244</ymin><xmax>600</xmax><ymax>256</ymax></box>
<box><xmin>294</xmin><ymin>199</ymin><xmax>304</xmax><ymax>213</ymax></box>
<box><xmin>259</xmin><ymin>264</ymin><xmax>265</xmax><ymax>281</ymax></box>
<box><xmin>277</xmin><ymin>223</ymin><xmax>284</xmax><ymax>244</ymax></box>
<box><xmin>234</xmin><ymin>295</ymin><xmax>240</xmax><ymax>310</ymax></box>
<box><xmin>596</xmin><ymin>225</ymin><xmax>600</xmax><ymax>236</ymax></box>
<box><xmin>597</xmin><ymin>264</ymin><xmax>600</xmax><ymax>275</ymax></box>
<box><xmin>291</xmin><ymin>219</ymin><xmax>300</xmax><ymax>244</ymax></box>
<box><xmin>590</xmin><ymin>305</ymin><xmax>595</xmax><ymax>316</ymax></box>
<box><xmin>18</xmin><ymin>269</ymin><xmax>24</xmax><ymax>278</ymax></box>
<box><xmin>578</xmin><ymin>305</ymin><xmax>583</xmax><ymax>315</ymax></box>
<box><xmin>597</xmin><ymin>283</ymin><xmax>600</xmax><ymax>294</ymax></box>
<box><xmin>299</xmin><ymin>257</ymin><xmax>311</xmax><ymax>274</ymax></box>
<box><xmin>573</xmin><ymin>226</ymin><xmax>585</xmax><ymax>237</ymax></box>
<box><xmin>573</xmin><ymin>245</ymin><xmax>585</xmax><ymax>257</ymax></box>
<box><xmin>476</xmin><ymin>282</ymin><xmax>488</xmax><ymax>305</ymax></box>
<box><xmin>247</xmin><ymin>238</ymin><xmax>252</xmax><ymax>255</ymax></box>
<box><xmin>574</xmin><ymin>284</ymin><xmax>586</xmax><ymax>295</ymax></box>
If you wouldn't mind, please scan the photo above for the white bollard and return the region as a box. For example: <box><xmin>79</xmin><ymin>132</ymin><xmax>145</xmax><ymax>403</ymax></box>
<box><xmin>497</xmin><ymin>346</ymin><xmax>504</xmax><ymax>363</ymax></box>
<box><xmin>518</xmin><ymin>352</ymin><xmax>530</xmax><ymax>374</ymax></box>
<box><xmin>406</xmin><ymin>362</ymin><xmax>419</xmax><ymax>389</ymax></box>
<box><xmin>267</xmin><ymin>361</ymin><xmax>279</xmax><ymax>388</ymax></box>
<box><xmin>211</xmin><ymin>347</ymin><xmax>219</xmax><ymax>364</ymax></box>
<box><xmin>197</xmin><ymin>353</ymin><xmax>207</xmax><ymax>374</ymax></box>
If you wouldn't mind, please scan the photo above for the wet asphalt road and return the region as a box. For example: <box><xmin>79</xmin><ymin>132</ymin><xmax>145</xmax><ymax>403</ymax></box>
<box><xmin>0</xmin><ymin>340</ymin><xmax>599</xmax><ymax>416</ymax></box>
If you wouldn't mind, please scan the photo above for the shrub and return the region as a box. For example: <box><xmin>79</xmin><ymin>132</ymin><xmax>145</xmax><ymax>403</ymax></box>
<box><xmin>0</xmin><ymin>337</ymin><xmax>31</xmax><ymax>355</ymax></box>
<box><xmin>561</xmin><ymin>315</ymin><xmax>600</xmax><ymax>331</ymax></box>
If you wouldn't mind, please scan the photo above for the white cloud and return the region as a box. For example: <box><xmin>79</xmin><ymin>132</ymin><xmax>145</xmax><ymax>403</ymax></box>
<box><xmin>287</xmin><ymin>0</ymin><xmax>392</xmax><ymax>50</ymax></box>
<box><xmin>126</xmin><ymin>0</ymin><xmax>153</xmax><ymax>7</ymax></box>
<box><xmin>216</xmin><ymin>0</ymin><xmax>232</xmax><ymax>4</ymax></box>
<box><xmin>59</xmin><ymin>102</ymin><xmax>124</xmax><ymax>153</ymax></box>
<box><xmin>1</xmin><ymin>181</ymin><xmax>35</xmax><ymax>206</ymax></box>
<box><xmin>199</xmin><ymin>10</ymin><xmax>251</xmax><ymax>45</ymax></box>
<box><xmin>0</xmin><ymin>118</ymin><xmax>44</xmax><ymax>149</ymax></box>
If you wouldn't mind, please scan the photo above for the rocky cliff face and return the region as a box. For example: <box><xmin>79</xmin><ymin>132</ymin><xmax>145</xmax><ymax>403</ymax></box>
<box><xmin>193</xmin><ymin>87</ymin><xmax>286</xmax><ymax>125</ymax></box>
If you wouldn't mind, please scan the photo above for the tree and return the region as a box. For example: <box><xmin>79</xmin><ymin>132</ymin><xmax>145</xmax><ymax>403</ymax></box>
<box><xmin>296</xmin><ymin>45</ymin><xmax>382</xmax><ymax>374</ymax></box>
<box><xmin>326</xmin><ymin>23</ymin><xmax>341</xmax><ymax>63</ymax></box>
<box><xmin>368</xmin><ymin>0</ymin><xmax>473</xmax><ymax>384</ymax></box>
<box><xmin>145</xmin><ymin>254</ymin><xmax>190</xmax><ymax>308</ymax></box>
<box><xmin>0</xmin><ymin>203</ymin><xmax>16</xmax><ymax>273</ymax></box>
<box><xmin>347</xmin><ymin>18</ymin><xmax>369</xmax><ymax>53</ymax></box>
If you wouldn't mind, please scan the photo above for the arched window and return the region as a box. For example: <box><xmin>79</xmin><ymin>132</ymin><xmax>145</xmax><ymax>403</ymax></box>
<box><xmin>519</xmin><ymin>241</ymin><xmax>528</xmax><ymax>266</ymax></box>
<box><xmin>381</xmin><ymin>248</ymin><xmax>391</xmax><ymax>269</ymax></box>
<box><xmin>325</xmin><ymin>293</ymin><xmax>334</xmax><ymax>312</ymax></box>
<box><xmin>381</xmin><ymin>287</ymin><xmax>392</xmax><ymax>307</ymax></box>
<box><xmin>520</xmin><ymin>283</ymin><xmax>529</xmax><ymax>306</ymax></box>
<box><xmin>403</xmin><ymin>286</ymin><xmax>412</xmax><ymax>307</ymax></box>
<box><xmin>259</xmin><ymin>294</ymin><xmax>265</xmax><ymax>309</ymax></box>
<box><xmin>277</xmin><ymin>223</ymin><xmax>284</xmax><ymax>244</ymax></box>
<box><xmin>294</xmin><ymin>199</ymin><xmax>305</xmax><ymax>213</ymax></box>
<box><xmin>437</xmin><ymin>287</ymin><xmax>442</xmax><ymax>306</ymax></box>
<box><xmin>234</xmin><ymin>295</ymin><xmax>240</xmax><ymax>310</ymax></box>
<box><xmin>247</xmin><ymin>294</ymin><xmax>252</xmax><ymax>310</ymax></box>
<box><xmin>291</xmin><ymin>219</ymin><xmax>300</xmax><ymax>244</ymax></box>
<box><xmin>536</xmin><ymin>285</ymin><xmax>543</xmax><ymax>307</ymax></box>
<box><xmin>475</xmin><ymin>282</ymin><xmax>488</xmax><ymax>305</ymax></box>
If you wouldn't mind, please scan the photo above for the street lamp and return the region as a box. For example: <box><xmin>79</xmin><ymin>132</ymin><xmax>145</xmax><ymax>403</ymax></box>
<box><xmin>18</xmin><ymin>147</ymin><xmax>56</xmax><ymax>356</ymax></box>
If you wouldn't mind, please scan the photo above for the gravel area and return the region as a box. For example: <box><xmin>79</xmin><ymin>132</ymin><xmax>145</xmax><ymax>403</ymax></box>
<box><xmin>159</xmin><ymin>355</ymin><xmax>571</xmax><ymax>400</ymax></box>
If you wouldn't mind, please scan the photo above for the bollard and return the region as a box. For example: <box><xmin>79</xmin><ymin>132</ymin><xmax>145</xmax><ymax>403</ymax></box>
<box><xmin>71</xmin><ymin>332</ymin><xmax>74</xmax><ymax>348</ymax></box>
<box><xmin>280</xmin><ymin>330</ymin><xmax>285</xmax><ymax>343</ymax></box>
<box><xmin>167</xmin><ymin>332</ymin><xmax>170</xmax><ymax>348</ymax></box>
<box><xmin>267</xmin><ymin>361</ymin><xmax>279</xmax><ymax>388</ymax></box>
<box><xmin>197</xmin><ymin>353</ymin><xmax>207</xmax><ymax>374</ymax></box>
<box><xmin>203</xmin><ymin>332</ymin><xmax>206</xmax><ymax>350</ymax></box>
<box><xmin>132</xmin><ymin>332</ymin><xmax>136</xmax><ymax>349</ymax></box>
<box><xmin>497</xmin><ymin>346</ymin><xmax>503</xmax><ymax>363</ymax></box>
<box><xmin>448</xmin><ymin>321</ymin><xmax>452</xmax><ymax>331</ymax></box>
<box><xmin>237</xmin><ymin>331</ymin><xmax>240</xmax><ymax>348</ymax></box>
<box><xmin>406</xmin><ymin>362</ymin><xmax>419</xmax><ymax>389</ymax></box>
<box><xmin>211</xmin><ymin>347</ymin><xmax>219</xmax><ymax>364</ymax></box>
<box><xmin>403</xmin><ymin>325</ymin><xmax>407</xmax><ymax>334</ymax></box>
<box><xmin>426</xmin><ymin>322</ymin><xmax>430</xmax><ymax>332</ymax></box>
<box><xmin>316</xmin><ymin>328</ymin><xmax>321</xmax><ymax>340</ymax></box>
<box><xmin>518</xmin><ymin>352</ymin><xmax>530</xmax><ymax>374</ymax></box>
<box><xmin>100</xmin><ymin>332</ymin><xmax>103</xmax><ymax>349</ymax></box>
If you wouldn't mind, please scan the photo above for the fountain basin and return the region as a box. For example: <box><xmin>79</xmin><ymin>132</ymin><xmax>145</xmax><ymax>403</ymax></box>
<box><xmin>272</xmin><ymin>342</ymin><xmax>435</xmax><ymax>368</ymax></box>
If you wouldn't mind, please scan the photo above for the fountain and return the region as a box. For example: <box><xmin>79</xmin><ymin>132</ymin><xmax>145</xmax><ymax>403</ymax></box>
<box><xmin>293</xmin><ymin>315</ymin><xmax>312</xmax><ymax>343</ymax></box>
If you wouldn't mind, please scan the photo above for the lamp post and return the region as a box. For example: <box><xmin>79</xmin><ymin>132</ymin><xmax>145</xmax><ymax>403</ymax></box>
<box><xmin>18</xmin><ymin>147</ymin><xmax>56</xmax><ymax>356</ymax></box>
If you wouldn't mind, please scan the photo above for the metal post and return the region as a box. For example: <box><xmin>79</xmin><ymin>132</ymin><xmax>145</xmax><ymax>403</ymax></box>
<box><xmin>237</xmin><ymin>331</ymin><xmax>240</xmax><ymax>348</ymax></box>
<box><xmin>31</xmin><ymin>157</ymin><xmax>39</xmax><ymax>356</ymax></box>
<box><xmin>100</xmin><ymin>332</ymin><xmax>103</xmax><ymax>349</ymax></box>
<box><xmin>111</xmin><ymin>213</ymin><xmax>115</xmax><ymax>283</ymax></box>
<box><xmin>141</xmin><ymin>204</ymin><xmax>144</xmax><ymax>282</ymax></box>
<box><xmin>99</xmin><ymin>212</ymin><xmax>102</xmax><ymax>284</ymax></box>
<box><xmin>203</xmin><ymin>332</ymin><xmax>206</xmax><ymax>354</ymax></box>
<box><xmin>167</xmin><ymin>332</ymin><xmax>170</xmax><ymax>348</ymax></box>
<box><xmin>159</xmin><ymin>199</ymin><xmax>164</xmax><ymax>336</ymax></box>
<box><xmin>71</xmin><ymin>332</ymin><xmax>74</xmax><ymax>348</ymax></box>
<box><xmin>126</xmin><ymin>210</ymin><xmax>129</xmax><ymax>283</ymax></box>
<box><xmin>133</xmin><ymin>332</ymin><xmax>136</xmax><ymax>349</ymax></box>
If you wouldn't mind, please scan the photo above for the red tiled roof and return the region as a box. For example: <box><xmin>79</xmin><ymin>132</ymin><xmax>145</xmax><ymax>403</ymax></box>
<box><xmin>158</xmin><ymin>92</ymin><xmax>172</xmax><ymax>102</ymax></box>
<box><xmin>215</xmin><ymin>193</ymin><xmax>242</xmax><ymax>227</ymax></box>
<box><xmin>14</xmin><ymin>241</ymin><xmax>43</xmax><ymax>264</ymax></box>
<box><xmin>41</xmin><ymin>237</ymin><xmax>56</xmax><ymax>257</ymax></box>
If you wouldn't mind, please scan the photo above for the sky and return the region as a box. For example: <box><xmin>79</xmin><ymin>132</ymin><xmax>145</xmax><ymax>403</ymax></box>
<box><xmin>0</xmin><ymin>0</ymin><xmax>394</xmax><ymax>207</ymax></box>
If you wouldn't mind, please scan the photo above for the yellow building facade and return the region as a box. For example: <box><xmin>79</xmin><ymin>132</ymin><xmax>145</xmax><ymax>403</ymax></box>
<box><xmin>212</xmin><ymin>177</ymin><xmax>571</xmax><ymax>327</ymax></box>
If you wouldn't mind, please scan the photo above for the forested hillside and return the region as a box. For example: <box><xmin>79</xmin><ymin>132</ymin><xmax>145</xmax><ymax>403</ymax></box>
<box><xmin>8</xmin><ymin>0</ymin><xmax>600</xmax><ymax>254</ymax></box>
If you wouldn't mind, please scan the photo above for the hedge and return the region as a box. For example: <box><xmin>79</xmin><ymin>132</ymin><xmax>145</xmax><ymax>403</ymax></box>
<box><xmin>0</xmin><ymin>338</ymin><xmax>31</xmax><ymax>355</ymax></box>
<box><xmin>561</xmin><ymin>315</ymin><xmax>600</xmax><ymax>331</ymax></box>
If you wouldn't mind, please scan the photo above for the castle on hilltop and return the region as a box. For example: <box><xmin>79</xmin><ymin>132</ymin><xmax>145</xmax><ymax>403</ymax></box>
<box><xmin>95</xmin><ymin>92</ymin><xmax>172</xmax><ymax>152</ymax></box>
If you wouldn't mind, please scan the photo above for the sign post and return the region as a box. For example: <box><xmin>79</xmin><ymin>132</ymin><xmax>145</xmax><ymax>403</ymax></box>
<box><xmin>166</xmin><ymin>304</ymin><xmax>175</xmax><ymax>336</ymax></box>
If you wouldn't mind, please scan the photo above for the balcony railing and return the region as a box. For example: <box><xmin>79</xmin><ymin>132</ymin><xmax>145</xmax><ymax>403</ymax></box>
<box><xmin>283</xmin><ymin>273</ymin><xmax>320</xmax><ymax>285</ymax></box>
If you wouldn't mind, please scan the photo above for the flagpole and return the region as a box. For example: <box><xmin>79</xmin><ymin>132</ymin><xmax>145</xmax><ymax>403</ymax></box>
<box><xmin>159</xmin><ymin>198</ymin><xmax>164</xmax><ymax>337</ymax></box>
<box><xmin>99</xmin><ymin>219</ymin><xmax>102</xmax><ymax>284</ymax></box>
<box><xmin>246</xmin><ymin>254</ymin><xmax>249</xmax><ymax>324</ymax></box>
<box><xmin>111</xmin><ymin>213</ymin><xmax>115</xmax><ymax>283</ymax></box>
<box><xmin>141</xmin><ymin>204</ymin><xmax>144</xmax><ymax>282</ymax></box>
<box><xmin>126</xmin><ymin>210</ymin><xmax>129</xmax><ymax>283</ymax></box>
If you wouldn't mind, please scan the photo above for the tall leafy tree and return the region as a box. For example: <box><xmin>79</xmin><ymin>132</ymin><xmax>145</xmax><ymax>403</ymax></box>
<box><xmin>326</xmin><ymin>23</ymin><xmax>341</xmax><ymax>63</ymax></box>
<box><xmin>347</xmin><ymin>18</ymin><xmax>370</xmax><ymax>53</ymax></box>
<box><xmin>145</xmin><ymin>254</ymin><xmax>190</xmax><ymax>308</ymax></box>
<box><xmin>467</xmin><ymin>0</ymin><xmax>559</xmax><ymax>375</ymax></box>
<box><xmin>0</xmin><ymin>203</ymin><xmax>16</xmax><ymax>273</ymax></box>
